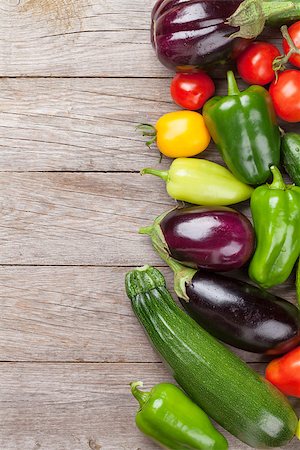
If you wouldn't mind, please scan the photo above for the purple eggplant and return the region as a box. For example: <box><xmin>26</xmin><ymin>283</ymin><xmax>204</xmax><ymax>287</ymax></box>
<box><xmin>182</xmin><ymin>271</ymin><xmax>300</xmax><ymax>354</ymax></box>
<box><xmin>151</xmin><ymin>0</ymin><xmax>296</xmax><ymax>70</ymax></box>
<box><xmin>140</xmin><ymin>206</ymin><xmax>255</xmax><ymax>271</ymax></box>
<box><xmin>143</xmin><ymin>211</ymin><xmax>300</xmax><ymax>354</ymax></box>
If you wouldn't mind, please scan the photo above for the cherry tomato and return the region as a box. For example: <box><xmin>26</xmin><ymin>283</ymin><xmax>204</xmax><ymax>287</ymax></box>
<box><xmin>237</xmin><ymin>42</ymin><xmax>280</xmax><ymax>85</ymax></box>
<box><xmin>170</xmin><ymin>72</ymin><xmax>215</xmax><ymax>111</ymax></box>
<box><xmin>282</xmin><ymin>22</ymin><xmax>300</xmax><ymax>68</ymax></box>
<box><xmin>269</xmin><ymin>70</ymin><xmax>300</xmax><ymax>123</ymax></box>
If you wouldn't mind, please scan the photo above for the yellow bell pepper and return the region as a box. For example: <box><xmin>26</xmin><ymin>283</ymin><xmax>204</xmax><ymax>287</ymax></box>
<box><xmin>138</xmin><ymin>110</ymin><xmax>211</xmax><ymax>158</ymax></box>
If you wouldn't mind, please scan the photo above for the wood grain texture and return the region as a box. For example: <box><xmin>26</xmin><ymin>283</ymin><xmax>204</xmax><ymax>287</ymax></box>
<box><xmin>0</xmin><ymin>1</ymin><xmax>299</xmax><ymax>449</ymax></box>
<box><xmin>0</xmin><ymin>77</ymin><xmax>298</xmax><ymax>172</ymax></box>
<box><xmin>0</xmin><ymin>0</ymin><xmax>282</xmax><ymax>77</ymax></box>
<box><xmin>0</xmin><ymin>172</ymin><xmax>173</xmax><ymax>265</ymax></box>
<box><xmin>0</xmin><ymin>0</ymin><xmax>168</xmax><ymax>77</ymax></box>
<box><xmin>0</xmin><ymin>77</ymin><xmax>174</xmax><ymax>172</ymax></box>
<box><xmin>1</xmin><ymin>265</ymin><xmax>295</xmax><ymax>364</ymax></box>
<box><xmin>0</xmin><ymin>362</ymin><xmax>299</xmax><ymax>450</ymax></box>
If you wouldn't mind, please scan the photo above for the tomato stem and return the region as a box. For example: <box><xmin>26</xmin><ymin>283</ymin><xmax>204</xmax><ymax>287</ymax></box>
<box><xmin>273</xmin><ymin>25</ymin><xmax>300</xmax><ymax>75</ymax></box>
<box><xmin>136</xmin><ymin>123</ymin><xmax>157</xmax><ymax>148</ymax></box>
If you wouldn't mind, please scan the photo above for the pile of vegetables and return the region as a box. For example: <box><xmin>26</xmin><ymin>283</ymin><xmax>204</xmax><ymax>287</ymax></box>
<box><xmin>126</xmin><ymin>2</ymin><xmax>300</xmax><ymax>448</ymax></box>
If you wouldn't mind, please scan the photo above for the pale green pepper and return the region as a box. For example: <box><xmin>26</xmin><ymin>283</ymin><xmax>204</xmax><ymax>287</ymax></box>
<box><xmin>141</xmin><ymin>158</ymin><xmax>253</xmax><ymax>206</ymax></box>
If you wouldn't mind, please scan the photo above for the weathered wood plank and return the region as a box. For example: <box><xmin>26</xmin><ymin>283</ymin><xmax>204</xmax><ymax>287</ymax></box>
<box><xmin>0</xmin><ymin>172</ymin><xmax>172</xmax><ymax>265</ymax></box>
<box><xmin>1</xmin><ymin>172</ymin><xmax>297</xmax><ymax>268</ymax></box>
<box><xmin>0</xmin><ymin>362</ymin><xmax>299</xmax><ymax>450</ymax></box>
<box><xmin>1</xmin><ymin>265</ymin><xmax>294</xmax><ymax>364</ymax></box>
<box><xmin>0</xmin><ymin>77</ymin><xmax>174</xmax><ymax>172</ymax></box>
<box><xmin>0</xmin><ymin>0</ymin><xmax>167</xmax><ymax>77</ymax></box>
<box><xmin>0</xmin><ymin>0</ymin><xmax>282</xmax><ymax>77</ymax></box>
<box><xmin>0</xmin><ymin>77</ymin><xmax>298</xmax><ymax>172</ymax></box>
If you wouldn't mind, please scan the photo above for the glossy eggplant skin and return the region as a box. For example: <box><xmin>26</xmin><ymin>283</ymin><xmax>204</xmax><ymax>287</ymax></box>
<box><xmin>151</xmin><ymin>0</ymin><xmax>248</xmax><ymax>70</ymax></box>
<box><xmin>183</xmin><ymin>271</ymin><xmax>300</xmax><ymax>354</ymax></box>
<box><xmin>160</xmin><ymin>206</ymin><xmax>254</xmax><ymax>271</ymax></box>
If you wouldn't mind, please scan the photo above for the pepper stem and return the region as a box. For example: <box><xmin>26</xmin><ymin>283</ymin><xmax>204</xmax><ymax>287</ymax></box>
<box><xmin>269</xmin><ymin>166</ymin><xmax>286</xmax><ymax>190</ymax></box>
<box><xmin>130</xmin><ymin>381</ymin><xmax>150</xmax><ymax>408</ymax></box>
<box><xmin>227</xmin><ymin>71</ymin><xmax>240</xmax><ymax>96</ymax></box>
<box><xmin>140</xmin><ymin>168</ymin><xmax>169</xmax><ymax>181</ymax></box>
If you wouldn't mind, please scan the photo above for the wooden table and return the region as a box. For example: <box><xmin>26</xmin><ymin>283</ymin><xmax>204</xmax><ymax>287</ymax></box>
<box><xmin>0</xmin><ymin>1</ymin><xmax>299</xmax><ymax>449</ymax></box>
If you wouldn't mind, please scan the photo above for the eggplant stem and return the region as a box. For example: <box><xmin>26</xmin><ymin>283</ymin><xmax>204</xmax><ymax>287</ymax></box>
<box><xmin>261</xmin><ymin>1</ymin><xmax>295</xmax><ymax>19</ymax></box>
<box><xmin>139</xmin><ymin>225</ymin><xmax>153</xmax><ymax>235</ymax></box>
<box><xmin>227</xmin><ymin>0</ymin><xmax>294</xmax><ymax>39</ymax></box>
<box><xmin>151</xmin><ymin>234</ymin><xmax>196</xmax><ymax>301</ymax></box>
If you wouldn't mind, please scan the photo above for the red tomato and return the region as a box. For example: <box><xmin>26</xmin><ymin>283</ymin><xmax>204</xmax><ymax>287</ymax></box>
<box><xmin>266</xmin><ymin>347</ymin><xmax>300</xmax><ymax>398</ymax></box>
<box><xmin>237</xmin><ymin>42</ymin><xmax>280</xmax><ymax>85</ymax></box>
<box><xmin>170</xmin><ymin>72</ymin><xmax>215</xmax><ymax>111</ymax></box>
<box><xmin>269</xmin><ymin>70</ymin><xmax>300</xmax><ymax>122</ymax></box>
<box><xmin>283</xmin><ymin>22</ymin><xmax>300</xmax><ymax>68</ymax></box>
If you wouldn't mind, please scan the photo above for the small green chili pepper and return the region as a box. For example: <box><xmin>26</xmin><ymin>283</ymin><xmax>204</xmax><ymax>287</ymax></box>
<box><xmin>249</xmin><ymin>166</ymin><xmax>300</xmax><ymax>289</ymax></box>
<box><xmin>203</xmin><ymin>71</ymin><xmax>280</xmax><ymax>185</ymax></box>
<box><xmin>131</xmin><ymin>381</ymin><xmax>228</xmax><ymax>450</ymax></box>
<box><xmin>141</xmin><ymin>158</ymin><xmax>253</xmax><ymax>206</ymax></box>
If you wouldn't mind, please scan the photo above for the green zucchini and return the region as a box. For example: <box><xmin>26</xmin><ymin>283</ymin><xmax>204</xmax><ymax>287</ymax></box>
<box><xmin>282</xmin><ymin>132</ymin><xmax>300</xmax><ymax>186</ymax></box>
<box><xmin>125</xmin><ymin>266</ymin><xmax>299</xmax><ymax>449</ymax></box>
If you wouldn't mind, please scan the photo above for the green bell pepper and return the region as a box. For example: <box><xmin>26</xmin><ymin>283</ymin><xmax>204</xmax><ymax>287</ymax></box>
<box><xmin>131</xmin><ymin>381</ymin><xmax>228</xmax><ymax>450</ymax></box>
<box><xmin>249</xmin><ymin>166</ymin><xmax>300</xmax><ymax>289</ymax></box>
<box><xmin>203</xmin><ymin>71</ymin><xmax>280</xmax><ymax>185</ymax></box>
<box><xmin>141</xmin><ymin>158</ymin><xmax>253</xmax><ymax>206</ymax></box>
